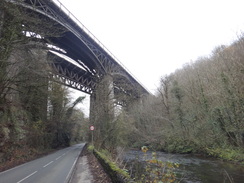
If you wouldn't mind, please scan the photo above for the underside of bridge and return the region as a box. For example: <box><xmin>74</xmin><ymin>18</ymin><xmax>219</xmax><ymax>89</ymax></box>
<box><xmin>2</xmin><ymin>0</ymin><xmax>150</xmax><ymax>145</ymax></box>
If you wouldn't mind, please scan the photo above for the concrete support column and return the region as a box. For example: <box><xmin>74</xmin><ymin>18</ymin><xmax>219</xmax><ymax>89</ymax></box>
<box><xmin>89</xmin><ymin>75</ymin><xmax>115</xmax><ymax>146</ymax></box>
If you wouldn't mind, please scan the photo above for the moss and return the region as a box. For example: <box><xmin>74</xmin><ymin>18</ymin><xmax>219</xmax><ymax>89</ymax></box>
<box><xmin>87</xmin><ymin>145</ymin><xmax>94</xmax><ymax>152</ymax></box>
<box><xmin>92</xmin><ymin>147</ymin><xmax>133</xmax><ymax>183</ymax></box>
<box><xmin>205</xmin><ymin>147</ymin><xmax>244</xmax><ymax>164</ymax></box>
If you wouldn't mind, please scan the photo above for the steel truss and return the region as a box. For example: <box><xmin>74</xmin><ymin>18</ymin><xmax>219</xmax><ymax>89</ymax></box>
<box><xmin>13</xmin><ymin>0</ymin><xmax>127</xmax><ymax>75</ymax></box>
<box><xmin>50</xmin><ymin>62</ymin><xmax>96</xmax><ymax>94</ymax></box>
<box><xmin>7</xmin><ymin>0</ymin><xmax>149</xmax><ymax>96</ymax></box>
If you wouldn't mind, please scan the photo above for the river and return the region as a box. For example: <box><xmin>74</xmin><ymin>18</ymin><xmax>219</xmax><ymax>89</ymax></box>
<box><xmin>124</xmin><ymin>150</ymin><xmax>244</xmax><ymax>183</ymax></box>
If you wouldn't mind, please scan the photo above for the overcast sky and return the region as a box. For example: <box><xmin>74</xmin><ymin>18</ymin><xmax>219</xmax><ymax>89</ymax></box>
<box><xmin>56</xmin><ymin>0</ymin><xmax>244</xmax><ymax>115</ymax></box>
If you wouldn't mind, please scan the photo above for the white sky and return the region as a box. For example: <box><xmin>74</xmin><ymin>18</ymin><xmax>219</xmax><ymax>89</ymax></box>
<box><xmin>58</xmin><ymin>0</ymin><xmax>244</xmax><ymax>115</ymax></box>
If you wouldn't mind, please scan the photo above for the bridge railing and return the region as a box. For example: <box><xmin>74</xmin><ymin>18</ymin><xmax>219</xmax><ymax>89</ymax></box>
<box><xmin>52</xmin><ymin>0</ymin><xmax>149</xmax><ymax>94</ymax></box>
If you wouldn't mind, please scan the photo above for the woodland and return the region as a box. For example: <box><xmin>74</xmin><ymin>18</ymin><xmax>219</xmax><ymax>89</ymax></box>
<box><xmin>0</xmin><ymin>0</ymin><xmax>243</xmax><ymax>172</ymax></box>
<box><xmin>0</xmin><ymin>1</ymin><xmax>87</xmax><ymax>168</ymax></box>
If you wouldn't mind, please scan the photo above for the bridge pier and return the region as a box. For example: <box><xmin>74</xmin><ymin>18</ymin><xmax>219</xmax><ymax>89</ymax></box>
<box><xmin>89</xmin><ymin>75</ymin><xmax>115</xmax><ymax>147</ymax></box>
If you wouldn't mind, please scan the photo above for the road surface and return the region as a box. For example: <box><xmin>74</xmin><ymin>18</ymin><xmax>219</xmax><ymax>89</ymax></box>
<box><xmin>0</xmin><ymin>143</ymin><xmax>85</xmax><ymax>183</ymax></box>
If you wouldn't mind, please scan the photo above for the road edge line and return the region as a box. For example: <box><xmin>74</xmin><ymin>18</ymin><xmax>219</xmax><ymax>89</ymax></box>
<box><xmin>66</xmin><ymin>143</ymin><xmax>87</xmax><ymax>183</ymax></box>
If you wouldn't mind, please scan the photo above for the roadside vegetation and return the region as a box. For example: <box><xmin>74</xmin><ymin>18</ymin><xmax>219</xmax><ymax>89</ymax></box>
<box><xmin>0</xmin><ymin>1</ymin><xmax>86</xmax><ymax>170</ymax></box>
<box><xmin>129</xmin><ymin>37</ymin><xmax>243</xmax><ymax>163</ymax></box>
<box><xmin>91</xmin><ymin>34</ymin><xmax>244</xmax><ymax>166</ymax></box>
<box><xmin>89</xmin><ymin>35</ymin><xmax>244</xmax><ymax>181</ymax></box>
<box><xmin>121</xmin><ymin>37</ymin><xmax>244</xmax><ymax>164</ymax></box>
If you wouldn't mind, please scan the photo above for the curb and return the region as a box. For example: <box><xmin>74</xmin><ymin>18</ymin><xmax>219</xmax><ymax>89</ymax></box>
<box><xmin>66</xmin><ymin>143</ymin><xmax>87</xmax><ymax>183</ymax></box>
<box><xmin>93</xmin><ymin>149</ymin><xmax>134</xmax><ymax>183</ymax></box>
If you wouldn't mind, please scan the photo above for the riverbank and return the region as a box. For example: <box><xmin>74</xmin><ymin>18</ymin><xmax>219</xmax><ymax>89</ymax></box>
<box><xmin>70</xmin><ymin>145</ymin><xmax>244</xmax><ymax>183</ymax></box>
<box><xmin>124</xmin><ymin>149</ymin><xmax>244</xmax><ymax>183</ymax></box>
<box><xmin>148</xmin><ymin>143</ymin><xmax>244</xmax><ymax>165</ymax></box>
<box><xmin>204</xmin><ymin>147</ymin><xmax>244</xmax><ymax>165</ymax></box>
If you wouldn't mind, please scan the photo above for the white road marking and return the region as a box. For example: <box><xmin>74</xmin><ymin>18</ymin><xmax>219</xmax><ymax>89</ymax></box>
<box><xmin>43</xmin><ymin>161</ymin><xmax>54</xmax><ymax>168</ymax></box>
<box><xmin>16</xmin><ymin>171</ymin><xmax>37</xmax><ymax>183</ymax></box>
<box><xmin>56</xmin><ymin>155</ymin><xmax>62</xmax><ymax>160</ymax></box>
<box><xmin>65</xmin><ymin>157</ymin><xmax>79</xmax><ymax>181</ymax></box>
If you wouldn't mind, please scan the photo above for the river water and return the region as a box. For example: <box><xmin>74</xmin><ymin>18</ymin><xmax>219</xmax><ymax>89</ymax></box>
<box><xmin>124</xmin><ymin>150</ymin><xmax>244</xmax><ymax>183</ymax></box>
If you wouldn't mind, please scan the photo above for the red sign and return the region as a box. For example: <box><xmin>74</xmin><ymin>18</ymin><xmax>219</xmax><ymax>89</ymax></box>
<box><xmin>90</xmin><ymin>125</ymin><xmax>95</xmax><ymax>131</ymax></box>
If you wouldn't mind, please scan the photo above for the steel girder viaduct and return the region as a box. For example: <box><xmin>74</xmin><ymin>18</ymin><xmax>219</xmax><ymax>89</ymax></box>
<box><xmin>6</xmin><ymin>0</ymin><xmax>150</xmax><ymax>107</ymax></box>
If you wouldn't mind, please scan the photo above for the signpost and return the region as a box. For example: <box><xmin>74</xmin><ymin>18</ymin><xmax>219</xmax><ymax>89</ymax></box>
<box><xmin>90</xmin><ymin>125</ymin><xmax>94</xmax><ymax>145</ymax></box>
<box><xmin>90</xmin><ymin>125</ymin><xmax>95</xmax><ymax>131</ymax></box>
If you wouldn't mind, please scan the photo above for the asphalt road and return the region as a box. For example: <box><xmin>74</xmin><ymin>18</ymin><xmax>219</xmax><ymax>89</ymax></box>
<box><xmin>0</xmin><ymin>143</ymin><xmax>85</xmax><ymax>183</ymax></box>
